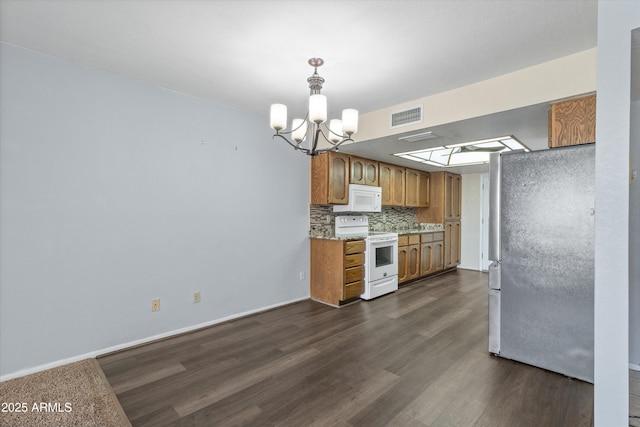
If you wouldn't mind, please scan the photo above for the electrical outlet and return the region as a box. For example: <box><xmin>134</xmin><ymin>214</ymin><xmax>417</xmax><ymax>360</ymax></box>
<box><xmin>151</xmin><ymin>298</ymin><xmax>160</xmax><ymax>312</ymax></box>
<box><xmin>299</xmin><ymin>271</ymin><xmax>305</xmax><ymax>280</ymax></box>
<box><xmin>193</xmin><ymin>292</ymin><xmax>201</xmax><ymax>303</ymax></box>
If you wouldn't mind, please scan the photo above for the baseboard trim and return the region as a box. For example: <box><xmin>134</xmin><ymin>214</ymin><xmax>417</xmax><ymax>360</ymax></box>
<box><xmin>0</xmin><ymin>296</ymin><xmax>309</xmax><ymax>382</ymax></box>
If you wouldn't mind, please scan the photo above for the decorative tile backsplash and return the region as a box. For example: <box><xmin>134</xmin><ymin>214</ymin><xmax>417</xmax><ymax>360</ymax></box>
<box><xmin>309</xmin><ymin>205</ymin><xmax>443</xmax><ymax>238</ymax></box>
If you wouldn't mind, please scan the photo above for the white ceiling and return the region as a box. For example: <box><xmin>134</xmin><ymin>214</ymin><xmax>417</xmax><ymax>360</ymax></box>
<box><xmin>0</xmin><ymin>0</ymin><xmax>599</xmax><ymax>172</ymax></box>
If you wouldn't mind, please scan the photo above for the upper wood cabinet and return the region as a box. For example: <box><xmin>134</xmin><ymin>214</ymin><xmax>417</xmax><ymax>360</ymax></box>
<box><xmin>379</xmin><ymin>162</ymin><xmax>406</xmax><ymax>206</ymax></box>
<box><xmin>444</xmin><ymin>173</ymin><xmax>461</xmax><ymax>219</ymax></box>
<box><xmin>416</xmin><ymin>172</ymin><xmax>461</xmax><ymax>223</ymax></box>
<box><xmin>548</xmin><ymin>94</ymin><xmax>596</xmax><ymax>148</ymax></box>
<box><xmin>405</xmin><ymin>169</ymin><xmax>430</xmax><ymax>208</ymax></box>
<box><xmin>350</xmin><ymin>156</ymin><xmax>379</xmax><ymax>186</ymax></box>
<box><xmin>311</xmin><ymin>151</ymin><xmax>350</xmax><ymax>205</ymax></box>
<box><xmin>311</xmin><ymin>152</ymin><xmax>431</xmax><ymax>208</ymax></box>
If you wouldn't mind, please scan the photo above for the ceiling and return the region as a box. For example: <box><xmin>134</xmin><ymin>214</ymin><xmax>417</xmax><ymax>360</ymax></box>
<box><xmin>341</xmin><ymin>102</ymin><xmax>551</xmax><ymax>174</ymax></box>
<box><xmin>0</xmin><ymin>0</ymin><xmax>599</xmax><ymax>173</ymax></box>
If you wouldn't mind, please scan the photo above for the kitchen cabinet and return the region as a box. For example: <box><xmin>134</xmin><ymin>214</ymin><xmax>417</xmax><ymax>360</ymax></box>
<box><xmin>405</xmin><ymin>169</ymin><xmax>430</xmax><ymax>208</ymax></box>
<box><xmin>407</xmin><ymin>243</ymin><xmax>420</xmax><ymax>281</ymax></box>
<box><xmin>417</xmin><ymin>171</ymin><xmax>430</xmax><ymax>207</ymax></box>
<box><xmin>548</xmin><ymin>94</ymin><xmax>596</xmax><ymax>148</ymax></box>
<box><xmin>416</xmin><ymin>172</ymin><xmax>461</xmax><ymax>223</ymax></box>
<box><xmin>350</xmin><ymin>156</ymin><xmax>379</xmax><ymax>186</ymax></box>
<box><xmin>445</xmin><ymin>173</ymin><xmax>461</xmax><ymax>219</ymax></box>
<box><xmin>444</xmin><ymin>221</ymin><xmax>461</xmax><ymax>269</ymax></box>
<box><xmin>311</xmin><ymin>151</ymin><xmax>350</xmax><ymax>205</ymax></box>
<box><xmin>398</xmin><ymin>246</ymin><xmax>408</xmax><ymax>283</ymax></box>
<box><xmin>379</xmin><ymin>162</ymin><xmax>406</xmax><ymax>206</ymax></box>
<box><xmin>420</xmin><ymin>232</ymin><xmax>444</xmax><ymax>276</ymax></box>
<box><xmin>399</xmin><ymin>232</ymin><xmax>447</xmax><ymax>285</ymax></box>
<box><xmin>312</xmin><ymin>151</ymin><xmax>428</xmax><ymax>208</ymax></box>
<box><xmin>310</xmin><ymin>239</ymin><xmax>365</xmax><ymax>306</ymax></box>
<box><xmin>398</xmin><ymin>235</ymin><xmax>420</xmax><ymax>284</ymax></box>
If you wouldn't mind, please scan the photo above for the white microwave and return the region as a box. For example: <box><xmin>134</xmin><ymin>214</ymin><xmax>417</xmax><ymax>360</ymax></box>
<box><xmin>333</xmin><ymin>184</ymin><xmax>382</xmax><ymax>213</ymax></box>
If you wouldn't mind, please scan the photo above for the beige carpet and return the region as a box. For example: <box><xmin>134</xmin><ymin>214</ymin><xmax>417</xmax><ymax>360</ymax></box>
<box><xmin>0</xmin><ymin>358</ymin><xmax>131</xmax><ymax>427</ymax></box>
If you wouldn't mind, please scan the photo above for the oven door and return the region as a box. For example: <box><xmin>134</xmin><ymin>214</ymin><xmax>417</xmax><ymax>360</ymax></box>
<box><xmin>367</xmin><ymin>237</ymin><xmax>399</xmax><ymax>282</ymax></box>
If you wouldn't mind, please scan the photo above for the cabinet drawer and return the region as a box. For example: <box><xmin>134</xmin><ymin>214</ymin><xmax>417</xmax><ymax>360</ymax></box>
<box><xmin>345</xmin><ymin>265</ymin><xmax>364</xmax><ymax>283</ymax></box>
<box><xmin>421</xmin><ymin>232</ymin><xmax>444</xmax><ymax>243</ymax></box>
<box><xmin>398</xmin><ymin>235</ymin><xmax>409</xmax><ymax>246</ymax></box>
<box><xmin>344</xmin><ymin>280</ymin><xmax>364</xmax><ymax>300</ymax></box>
<box><xmin>345</xmin><ymin>253</ymin><xmax>364</xmax><ymax>268</ymax></box>
<box><xmin>344</xmin><ymin>240</ymin><xmax>365</xmax><ymax>255</ymax></box>
<box><xmin>408</xmin><ymin>234</ymin><xmax>420</xmax><ymax>245</ymax></box>
<box><xmin>420</xmin><ymin>233</ymin><xmax>433</xmax><ymax>243</ymax></box>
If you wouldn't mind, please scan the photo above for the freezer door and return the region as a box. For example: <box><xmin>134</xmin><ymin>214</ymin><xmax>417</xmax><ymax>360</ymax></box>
<box><xmin>499</xmin><ymin>145</ymin><xmax>595</xmax><ymax>383</ymax></box>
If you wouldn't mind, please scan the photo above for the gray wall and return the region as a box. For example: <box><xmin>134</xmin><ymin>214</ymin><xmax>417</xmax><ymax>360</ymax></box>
<box><xmin>0</xmin><ymin>43</ymin><xmax>310</xmax><ymax>378</ymax></box>
<box><xmin>631</xmin><ymin>99</ymin><xmax>639</xmax><ymax>369</ymax></box>
<box><xmin>594</xmin><ymin>1</ymin><xmax>639</xmax><ymax>424</ymax></box>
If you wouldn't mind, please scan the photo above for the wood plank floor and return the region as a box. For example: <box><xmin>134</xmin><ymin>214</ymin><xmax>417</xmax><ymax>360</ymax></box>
<box><xmin>99</xmin><ymin>270</ymin><xmax>596</xmax><ymax>426</ymax></box>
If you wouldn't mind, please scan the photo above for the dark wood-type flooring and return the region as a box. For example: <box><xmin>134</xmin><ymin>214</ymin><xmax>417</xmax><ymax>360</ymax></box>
<box><xmin>99</xmin><ymin>270</ymin><xmax>599</xmax><ymax>426</ymax></box>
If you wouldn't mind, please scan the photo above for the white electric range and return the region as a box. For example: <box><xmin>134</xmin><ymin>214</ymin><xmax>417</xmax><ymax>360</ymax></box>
<box><xmin>335</xmin><ymin>216</ymin><xmax>399</xmax><ymax>300</ymax></box>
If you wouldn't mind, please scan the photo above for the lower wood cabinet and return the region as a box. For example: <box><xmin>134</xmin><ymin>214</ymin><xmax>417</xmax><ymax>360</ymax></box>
<box><xmin>310</xmin><ymin>239</ymin><xmax>365</xmax><ymax>306</ymax></box>
<box><xmin>444</xmin><ymin>221</ymin><xmax>461</xmax><ymax>269</ymax></box>
<box><xmin>399</xmin><ymin>231</ymin><xmax>449</xmax><ymax>285</ymax></box>
<box><xmin>398</xmin><ymin>246</ymin><xmax>408</xmax><ymax>283</ymax></box>
<box><xmin>398</xmin><ymin>234</ymin><xmax>421</xmax><ymax>284</ymax></box>
<box><xmin>420</xmin><ymin>232</ymin><xmax>444</xmax><ymax>276</ymax></box>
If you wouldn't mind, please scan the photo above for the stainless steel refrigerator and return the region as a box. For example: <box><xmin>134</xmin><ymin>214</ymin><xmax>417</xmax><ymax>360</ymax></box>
<box><xmin>488</xmin><ymin>143</ymin><xmax>595</xmax><ymax>383</ymax></box>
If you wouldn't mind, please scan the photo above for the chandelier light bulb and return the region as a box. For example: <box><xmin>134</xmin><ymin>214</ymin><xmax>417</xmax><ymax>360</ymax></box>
<box><xmin>309</xmin><ymin>94</ymin><xmax>327</xmax><ymax>124</ymax></box>
<box><xmin>291</xmin><ymin>118</ymin><xmax>308</xmax><ymax>143</ymax></box>
<box><xmin>342</xmin><ymin>109</ymin><xmax>358</xmax><ymax>135</ymax></box>
<box><xmin>329</xmin><ymin>119</ymin><xmax>343</xmax><ymax>143</ymax></box>
<box><xmin>270</xmin><ymin>104</ymin><xmax>287</xmax><ymax>131</ymax></box>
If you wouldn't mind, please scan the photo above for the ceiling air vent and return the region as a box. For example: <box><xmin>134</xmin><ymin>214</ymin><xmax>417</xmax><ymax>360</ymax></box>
<box><xmin>390</xmin><ymin>105</ymin><xmax>423</xmax><ymax>129</ymax></box>
<box><xmin>399</xmin><ymin>131</ymin><xmax>439</xmax><ymax>143</ymax></box>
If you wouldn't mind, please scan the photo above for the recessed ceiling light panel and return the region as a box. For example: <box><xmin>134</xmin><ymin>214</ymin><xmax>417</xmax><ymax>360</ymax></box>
<box><xmin>393</xmin><ymin>136</ymin><xmax>529</xmax><ymax>167</ymax></box>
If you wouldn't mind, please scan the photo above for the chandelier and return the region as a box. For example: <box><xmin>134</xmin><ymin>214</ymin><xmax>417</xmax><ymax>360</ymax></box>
<box><xmin>269</xmin><ymin>58</ymin><xmax>359</xmax><ymax>156</ymax></box>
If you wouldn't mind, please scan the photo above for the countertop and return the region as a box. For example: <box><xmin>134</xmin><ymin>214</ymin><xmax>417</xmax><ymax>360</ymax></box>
<box><xmin>309</xmin><ymin>225</ymin><xmax>444</xmax><ymax>240</ymax></box>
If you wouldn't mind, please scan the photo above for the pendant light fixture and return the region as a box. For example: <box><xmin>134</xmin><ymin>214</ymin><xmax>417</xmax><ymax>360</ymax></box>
<box><xmin>270</xmin><ymin>58</ymin><xmax>358</xmax><ymax>156</ymax></box>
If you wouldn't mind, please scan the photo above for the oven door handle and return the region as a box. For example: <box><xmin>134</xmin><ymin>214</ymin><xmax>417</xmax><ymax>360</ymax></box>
<box><xmin>369</xmin><ymin>237</ymin><xmax>398</xmax><ymax>243</ymax></box>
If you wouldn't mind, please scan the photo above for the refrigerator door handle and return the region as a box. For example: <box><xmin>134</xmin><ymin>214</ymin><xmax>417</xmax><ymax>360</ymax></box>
<box><xmin>488</xmin><ymin>153</ymin><xmax>501</xmax><ymax>261</ymax></box>
<box><xmin>488</xmin><ymin>288</ymin><xmax>501</xmax><ymax>354</ymax></box>
<box><xmin>488</xmin><ymin>261</ymin><xmax>501</xmax><ymax>290</ymax></box>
